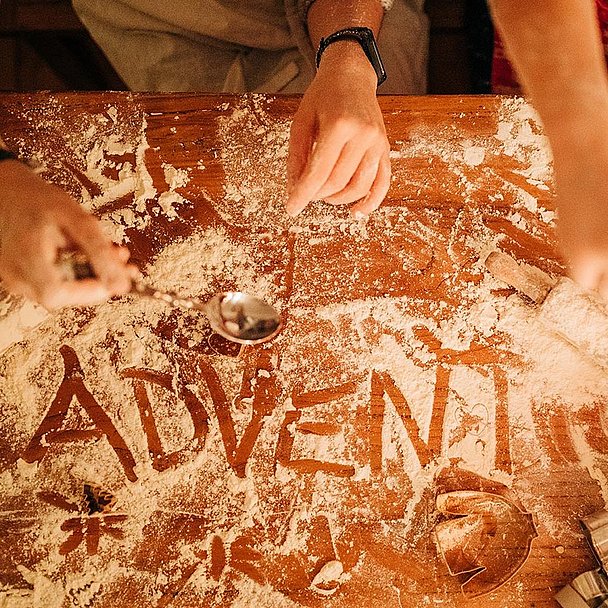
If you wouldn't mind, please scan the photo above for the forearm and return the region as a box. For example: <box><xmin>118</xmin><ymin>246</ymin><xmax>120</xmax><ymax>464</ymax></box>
<box><xmin>307</xmin><ymin>0</ymin><xmax>384</xmax><ymax>86</ymax></box>
<box><xmin>0</xmin><ymin>138</ymin><xmax>25</xmax><ymax>216</ymax></box>
<box><xmin>286</xmin><ymin>0</ymin><xmax>391</xmax><ymax>216</ymax></box>
<box><xmin>488</xmin><ymin>0</ymin><xmax>608</xmax><ymax>152</ymax></box>
<box><xmin>488</xmin><ymin>0</ymin><xmax>608</xmax><ymax>296</ymax></box>
<box><xmin>307</xmin><ymin>0</ymin><xmax>384</xmax><ymax>44</ymax></box>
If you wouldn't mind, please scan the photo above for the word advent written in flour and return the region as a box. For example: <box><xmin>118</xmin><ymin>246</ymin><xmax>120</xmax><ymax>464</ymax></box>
<box><xmin>19</xmin><ymin>332</ymin><xmax>513</xmax><ymax>486</ymax></box>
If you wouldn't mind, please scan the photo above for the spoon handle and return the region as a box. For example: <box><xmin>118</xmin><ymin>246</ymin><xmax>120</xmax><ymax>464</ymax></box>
<box><xmin>131</xmin><ymin>281</ymin><xmax>206</xmax><ymax>311</ymax></box>
<box><xmin>61</xmin><ymin>255</ymin><xmax>206</xmax><ymax>312</ymax></box>
<box><xmin>59</xmin><ymin>253</ymin><xmax>282</xmax><ymax>345</ymax></box>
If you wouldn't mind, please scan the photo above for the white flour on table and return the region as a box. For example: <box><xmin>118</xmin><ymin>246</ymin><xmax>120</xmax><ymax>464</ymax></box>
<box><xmin>0</xmin><ymin>96</ymin><xmax>606</xmax><ymax>607</ymax></box>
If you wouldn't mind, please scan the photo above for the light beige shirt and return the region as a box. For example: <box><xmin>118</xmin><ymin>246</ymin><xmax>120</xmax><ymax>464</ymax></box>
<box><xmin>122</xmin><ymin>0</ymin><xmax>296</xmax><ymax>50</ymax></box>
<box><xmin>73</xmin><ymin>0</ymin><xmax>427</xmax><ymax>93</ymax></box>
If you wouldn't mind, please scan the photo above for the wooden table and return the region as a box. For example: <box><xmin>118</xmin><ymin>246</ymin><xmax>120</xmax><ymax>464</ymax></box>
<box><xmin>0</xmin><ymin>93</ymin><xmax>606</xmax><ymax>608</ymax></box>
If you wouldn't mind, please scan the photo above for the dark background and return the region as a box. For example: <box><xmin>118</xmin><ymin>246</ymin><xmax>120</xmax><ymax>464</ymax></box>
<box><xmin>0</xmin><ymin>0</ymin><xmax>494</xmax><ymax>93</ymax></box>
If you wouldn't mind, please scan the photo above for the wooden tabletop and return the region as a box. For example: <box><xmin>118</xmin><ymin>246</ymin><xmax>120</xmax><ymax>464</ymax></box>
<box><xmin>0</xmin><ymin>92</ymin><xmax>606</xmax><ymax>608</ymax></box>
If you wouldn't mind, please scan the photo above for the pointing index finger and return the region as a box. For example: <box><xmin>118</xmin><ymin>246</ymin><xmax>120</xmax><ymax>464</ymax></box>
<box><xmin>285</xmin><ymin>131</ymin><xmax>348</xmax><ymax>217</ymax></box>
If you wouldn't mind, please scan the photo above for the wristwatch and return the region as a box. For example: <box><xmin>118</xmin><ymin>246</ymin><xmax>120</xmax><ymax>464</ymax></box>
<box><xmin>315</xmin><ymin>26</ymin><xmax>387</xmax><ymax>87</ymax></box>
<box><xmin>0</xmin><ymin>148</ymin><xmax>16</xmax><ymax>162</ymax></box>
<box><xmin>0</xmin><ymin>147</ymin><xmax>44</xmax><ymax>173</ymax></box>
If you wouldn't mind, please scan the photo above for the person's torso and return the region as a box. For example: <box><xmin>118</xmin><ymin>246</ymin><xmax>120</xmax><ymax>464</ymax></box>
<box><xmin>127</xmin><ymin>0</ymin><xmax>294</xmax><ymax>49</ymax></box>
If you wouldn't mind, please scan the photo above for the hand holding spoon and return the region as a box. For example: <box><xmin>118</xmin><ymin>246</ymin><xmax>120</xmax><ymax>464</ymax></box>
<box><xmin>68</xmin><ymin>259</ymin><xmax>282</xmax><ymax>345</ymax></box>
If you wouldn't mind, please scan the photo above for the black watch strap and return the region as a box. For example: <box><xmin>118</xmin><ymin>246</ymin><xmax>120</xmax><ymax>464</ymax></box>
<box><xmin>315</xmin><ymin>26</ymin><xmax>387</xmax><ymax>87</ymax></box>
<box><xmin>0</xmin><ymin>148</ymin><xmax>17</xmax><ymax>162</ymax></box>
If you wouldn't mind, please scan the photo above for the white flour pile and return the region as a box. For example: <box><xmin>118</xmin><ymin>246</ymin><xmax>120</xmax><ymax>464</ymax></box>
<box><xmin>7</xmin><ymin>98</ymin><xmax>191</xmax><ymax>244</ymax></box>
<box><xmin>0</xmin><ymin>96</ymin><xmax>607</xmax><ymax>607</ymax></box>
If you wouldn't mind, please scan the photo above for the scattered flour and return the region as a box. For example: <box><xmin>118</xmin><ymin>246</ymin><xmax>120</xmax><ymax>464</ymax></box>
<box><xmin>0</xmin><ymin>95</ymin><xmax>606</xmax><ymax>607</ymax></box>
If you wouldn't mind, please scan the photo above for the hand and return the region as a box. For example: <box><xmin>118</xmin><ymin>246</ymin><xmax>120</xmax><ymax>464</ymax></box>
<box><xmin>0</xmin><ymin>160</ymin><xmax>134</xmax><ymax>309</ymax></box>
<box><xmin>285</xmin><ymin>44</ymin><xmax>391</xmax><ymax>218</ymax></box>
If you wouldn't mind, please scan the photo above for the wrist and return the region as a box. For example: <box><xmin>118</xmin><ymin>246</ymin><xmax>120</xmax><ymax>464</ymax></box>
<box><xmin>316</xmin><ymin>41</ymin><xmax>378</xmax><ymax>87</ymax></box>
<box><xmin>0</xmin><ymin>159</ymin><xmax>39</xmax><ymax>214</ymax></box>
<box><xmin>543</xmin><ymin>97</ymin><xmax>608</xmax><ymax>155</ymax></box>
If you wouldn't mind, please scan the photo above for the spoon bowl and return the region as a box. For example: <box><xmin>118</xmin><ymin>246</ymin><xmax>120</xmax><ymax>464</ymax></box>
<box><xmin>205</xmin><ymin>292</ymin><xmax>282</xmax><ymax>344</ymax></box>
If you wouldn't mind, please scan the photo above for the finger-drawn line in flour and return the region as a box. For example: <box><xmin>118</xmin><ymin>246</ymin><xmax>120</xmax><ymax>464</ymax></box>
<box><xmin>371</xmin><ymin>370</ymin><xmax>433</xmax><ymax>470</ymax></box>
<box><xmin>161</xmin><ymin>532</ymin><xmax>268</xmax><ymax>604</ymax></box>
<box><xmin>534</xmin><ymin>401</ymin><xmax>608</xmax><ymax>467</ymax></box>
<box><xmin>276</xmin><ymin>381</ymin><xmax>358</xmax><ymax>478</ymax></box>
<box><xmin>196</xmin><ymin>351</ymin><xmax>280</xmax><ymax>478</ymax></box>
<box><xmin>38</xmin><ymin>489</ymin><xmax>127</xmax><ymax>556</ymax></box>
<box><xmin>122</xmin><ymin>367</ymin><xmax>210</xmax><ymax>472</ymax></box>
<box><xmin>58</xmin><ymin>513</ymin><xmax>127</xmax><ymax>556</ymax></box>
<box><xmin>21</xmin><ymin>341</ymin><xmax>517</xmax><ymax>488</ymax></box>
<box><xmin>23</xmin><ymin>345</ymin><xmax>138</xmax><ymax>482</ymax></box>
<box><xmin>411</xmin><ymin>327</ymin><xmax>516</xmax><ymax>474</ymax></box>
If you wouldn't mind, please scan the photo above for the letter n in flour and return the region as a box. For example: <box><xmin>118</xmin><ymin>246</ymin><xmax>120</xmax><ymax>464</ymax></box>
<box><xmin>370</xmin><ymin>371</ymin><xmax>433</xmax><ymax>472</ymax></box>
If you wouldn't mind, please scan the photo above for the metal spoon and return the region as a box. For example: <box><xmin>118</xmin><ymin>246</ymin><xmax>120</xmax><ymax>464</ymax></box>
<box><xmin>132</xmin><ymin>281</ymin><xmax>282</xmax><ymax>345</ymax></box>
<box><xmin>68</xmin><ymin>259</ymin><xmax>282</xmax><ymax>345</ymax></box>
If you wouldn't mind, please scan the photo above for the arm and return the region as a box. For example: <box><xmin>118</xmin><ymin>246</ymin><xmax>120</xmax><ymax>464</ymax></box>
<box><xmin>0</xmin><ymin>151</ymin><xmax>134</xmax><ymax>309</ymax></box>
<box><xmin>285</xmin><ymin>0</ymin><xmax>391</xmax><ymax>218</ymax></box>
<box><xmin>488</xmin><ymin>0</ymin><xmax>608</xmax><ymax>297</ymax></box>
